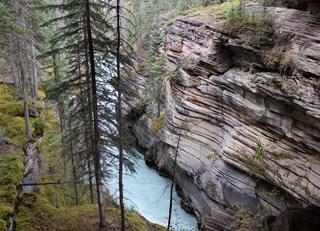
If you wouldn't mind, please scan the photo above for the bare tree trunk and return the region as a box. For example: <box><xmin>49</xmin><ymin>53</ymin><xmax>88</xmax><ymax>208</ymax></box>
<box><xmin>157</xmin><ymin>81</ymin><xmax>161</xmax><ymax>118</ymax></box>
<box><xmin>26</xmin><ymin>41</ymin><xmax>37</xmax><ymax>115</ymax></box>
<box><xmin>84</xmin><ymin>0</ymin><xmax>106</xmax><ymax>228</ymax></box>
<box><xmin>87</xmin><ymin>160</ymin><xmax>94</xmax><ymax>204</ymax></box>
<box><xmin>116</xmin><ymin>0</ymin><xmax>125</xmax><ymax>230</ymax></box>
<box><xmin>53</xmin><ymin>53</ymin><xmax>67</xmax><ymax>178</ymax></box>
<box><xmin>17</xmin><ymin>39</ymin><xmax>33</xmax><ymax>141</ymax></box>
<box><xmin>167</xmin><ymin>124</ymin><xmax>183</xmax><ymax>231</ymax></box>
<box><xmin>8</xmin><ymin>35</ymin><xmax>19</xmax><ymax>86</ymax></box>
<box><xmin>31</xmin><ymin>40</ymin><xmax>39</xmax><ymax>99</ymax></box>
<box><xmin>0</xmin><ymin>123</ymin><xmax>4</xmax><ymax>145</ymax></box>
<box><xmin>78</xmin><ymin>40</ymin><xmax>94</xmax><ymax>204</ymax></box>
<box><xmin>69</xmin><ymin>119</ymin><xmax>79</xmax><ymax>206</ymax></box>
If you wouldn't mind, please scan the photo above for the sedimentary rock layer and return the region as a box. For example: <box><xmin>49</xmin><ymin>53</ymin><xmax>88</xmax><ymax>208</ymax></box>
<box><xmin>128</xmin><ymin>6</ymin><xmax>320</xmax><ymax>230</ymax></box>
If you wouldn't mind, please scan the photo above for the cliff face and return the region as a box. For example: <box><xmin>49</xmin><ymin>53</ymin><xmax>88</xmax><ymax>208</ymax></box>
<box><xmin>128</xmin><ymin>6</ymin><xmax>320</xmax><ymax>231</ymax></box>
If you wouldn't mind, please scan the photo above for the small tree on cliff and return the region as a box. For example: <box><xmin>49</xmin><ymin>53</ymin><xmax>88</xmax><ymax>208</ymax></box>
<box><xmin>146</xmin><ymin>25</ymin><xmax>176</xmax><ymax>118</ymax></box>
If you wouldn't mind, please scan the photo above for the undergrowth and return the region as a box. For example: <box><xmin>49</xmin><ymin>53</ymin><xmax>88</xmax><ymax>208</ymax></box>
<box><xmin>15</xmin><ymin>193</ymin><xmax>165</xmax><ymax>231</ymax></box>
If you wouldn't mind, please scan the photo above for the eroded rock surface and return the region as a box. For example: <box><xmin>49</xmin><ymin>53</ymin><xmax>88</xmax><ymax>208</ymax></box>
<box><xmin>127</xmin><ymin>6</ymin><xmax>320</xmax><ymax>231</ymax></box>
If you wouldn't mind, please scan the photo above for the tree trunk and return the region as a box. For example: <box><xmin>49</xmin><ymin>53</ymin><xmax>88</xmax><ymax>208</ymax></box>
<box><xmin>69</xmin><ymin>119</ymin><xmax>79</xmax><ymax>206</ymax></box>
<box><xmin>27</xmin><ymin>41</ymin><xmax>37</xmax><ymax>116</ymax></box>
<box><xmin>84</xmin><ymin>0</ymin><xmax>106</xmax><ymax>228</ymax></box>
<box><xmin>31</xmin><ymin>40</ymin><xmax>39</xmax><ymax>100</ymax></box>
<box><xmin>8</xmin><ymin>35</ymin><xmax>19</xmax><ymax>86</ymax></box>
<box><xmin>53</xmin><ymin>53</ymin><xmax>67</xmax><ymax>178</ymax></box>
<box><xmin>167</xmin><ymin>123</ymin><xmax>183</xmax><ymax>231</ymax></box>
<box><xmin>0</xmin><ymin>123</ymin><xmax>4</xmax><ymax>145</ymax></box>
<box><xmin>17</xmin><ymin>38</ymin><xmax>33</xmax><ymax>141</ymax></box>
<box><xmin>116</xmin><ymin>0</ymin><xmax>125</xmax><ymax>230</ymax></box>
<box><xmin>157</xmin><ymin>81</ymin><xmax>161</xmax><ymax>118</ymax></box>
<box><xmin>79</xmin><ymin>36</ymin><xmax>94</xmax><ymax>204</ymax></box>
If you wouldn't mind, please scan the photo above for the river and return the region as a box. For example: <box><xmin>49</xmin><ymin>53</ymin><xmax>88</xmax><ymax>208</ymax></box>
<box><xmin>108</xmin><ymin>151</ymin><xmax>198</xmax><ymax>231</ymax></box>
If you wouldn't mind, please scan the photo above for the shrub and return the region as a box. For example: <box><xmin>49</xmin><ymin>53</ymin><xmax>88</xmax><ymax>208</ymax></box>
<box><xmin>151</xmin><ymin>111</ymin><xmax>167</xmax><ymax>134</ymax></box>
<box><xmin>222</xmin><ymin>0</ymin><xmax>276</xmax><ymax>46</ymax></box>
<box><xmin>264</xmin><ymin>47</ymin><xmax>298</xmax><ymax>75</ymax></box>
<box><xmin>32</xmin><ymin>119</ymin><xmax>46</xmax><ymax>136</ymax></box>
<box><xmin>231</xmin><ymin>203</ymin><xmax>263</xmax><ymax>231</ymax></box>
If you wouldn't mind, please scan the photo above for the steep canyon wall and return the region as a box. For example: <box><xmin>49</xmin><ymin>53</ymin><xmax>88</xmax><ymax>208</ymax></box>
<box><xmin>127</xmin><ymin>6</ymin><xmax>320</xmax><ymax>230</ymax></box>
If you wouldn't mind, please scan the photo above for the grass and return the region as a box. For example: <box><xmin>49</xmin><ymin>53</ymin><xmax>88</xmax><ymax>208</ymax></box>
<box><xmin>186</xmin><ymin>0</ymin><xmax>239</xmax><ymax>20</ymax></box>
<box><xmin>167</xmin><ymin>0</ymin><xmax>277</xmax><ymax>49</ymax></box>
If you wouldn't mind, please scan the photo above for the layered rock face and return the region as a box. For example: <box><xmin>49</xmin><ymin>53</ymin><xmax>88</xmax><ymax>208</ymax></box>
<box><xmin>128</xmin><ymin>6</ymin><xmax>320</xmax><ymax>231</ymax></box>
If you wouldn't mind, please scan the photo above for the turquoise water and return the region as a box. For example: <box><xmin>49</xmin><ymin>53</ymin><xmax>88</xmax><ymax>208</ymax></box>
<box><xmin>108</xmin><ymin>152</ymin><xmax>198</xmax><ymax>231</ymax></box>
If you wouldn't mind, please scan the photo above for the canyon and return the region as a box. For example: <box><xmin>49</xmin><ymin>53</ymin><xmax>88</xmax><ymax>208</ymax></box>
<box><xmin>126</xmin><ymin>4</ymin><xmax>320</xmax><ymax>230</ymax></box>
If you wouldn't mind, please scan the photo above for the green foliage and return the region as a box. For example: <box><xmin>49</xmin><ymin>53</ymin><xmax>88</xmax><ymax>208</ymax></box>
<box><xmin>221</xmin><ymin>0</ymin><xmax>276</xmax><ymax>46</ymax></box>
<box><xmin>226</xmin><ymin>0</ymin><xmax>247</xmax><ymax>21</ymax></box>
<box><xmin>151</xmin><ymin>111</ymin><xmax>167</xmax><ymax>134</ymax></box>
<box><xmin>0</xmin><ymin>3</ymin><xmax>23</xmax><ymax>43</ymax></box>
<box><xmin>32</xmin><ymin>118</ymin><xmax>46</xmax><ymax>136</ymax></box>
<box><xmin>242</xmin><ymin>142</ymin><xmax>270</xmax><ymax>177</ymax></box>
<box><xmin>183</xmin><ymin>1</ymin><xmax>238</xmax><ymax>21</ymax></box>
<box><xmin>231</xmin><ymin>203</ymin><xmax>263</xmax><ymax>231</ymax></box>
<box><xmin>129</xmin><ymin>0</ymin><xmax>210</xmax><ymax>47</ymax></box>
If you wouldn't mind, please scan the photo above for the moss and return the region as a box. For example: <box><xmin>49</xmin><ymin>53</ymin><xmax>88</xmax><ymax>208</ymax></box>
<box><xmin>0</xmin><ymin>206</ymin><xmax>13</xmax><ymax>219</ymax></box>
<box><xmin>0</xmin><ymin>219</ymin><xmax>6</xmax><ymax>231</ymax></box>
<box><xmin>151</xmin><ymin>111</ymin><xmax>167</xmax><ymax>134</ymax></box>
<box><xmin>5</xmin><ymin>116</ymin><xmax>28</xmax><ymax>147</ymax></box>
<box><xmin>0</xmin><ymin>206</ymin><xmax>13</xmax><ymax>229</ymax></box>
<box><xmin>16</xmin><ymin>197</ymin><xmax>166</xmax><ymax>231</ymax></box>
<box><xmin>0</xmin><ymin>152</ymin><xmax>24</xmax><ymax>203</ymax></box>
<box><xmin>38</xmin><ymin>89</ymin><xmax>46</xmax><ymax>100</ymax></box>
<box><xmin>15</xmin><ymin>194</ymin><xmax>56</xmax><ymax>231</ymax></box>
<box><xmin>0</xmin><ymin>86</ymin><xmax>24</xmax><ymax>119</ymax></box>
<box><xmin>140</xmin><ymin>97</ymin><xmax>148</xmax><ymax>108</ymax></box>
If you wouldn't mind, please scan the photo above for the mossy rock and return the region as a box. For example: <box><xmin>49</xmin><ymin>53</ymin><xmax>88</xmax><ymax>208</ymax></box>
<box><xmin>0</xmin><ymin>86</ymin><xmax>24</xmax><ymax>118</ymax></box>
<box><xmin>0</xmin><ymin>206</ymin><xmax>13</xmax><ymax>229</ymax></box>
<box><xmin>0</xmin><ymin>152</ymin><xmax>24</xmax><ymax>203</ymax></box>
<box><xmin>15</xmin><ymin>194</ymin><xmax>56</xmax><ymax>231</ymax></box>
<box><xmin>0</xmin><ymin>219</ymin><xmax>6</xmax><ymax>231</ymax></box>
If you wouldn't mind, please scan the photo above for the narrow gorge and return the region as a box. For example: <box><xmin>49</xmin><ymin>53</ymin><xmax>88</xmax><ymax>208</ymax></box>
<box><xmin>126</xmin><ymin>3</ymin><xmax>320</xmax><ymax>230</ymax></box>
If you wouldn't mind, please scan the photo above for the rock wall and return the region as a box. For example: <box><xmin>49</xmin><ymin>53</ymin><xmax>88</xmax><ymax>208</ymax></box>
<box><xmin>127</xmin><ymin>6</ymin><xmax>320</xmax><ymax>231</ymax></box>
